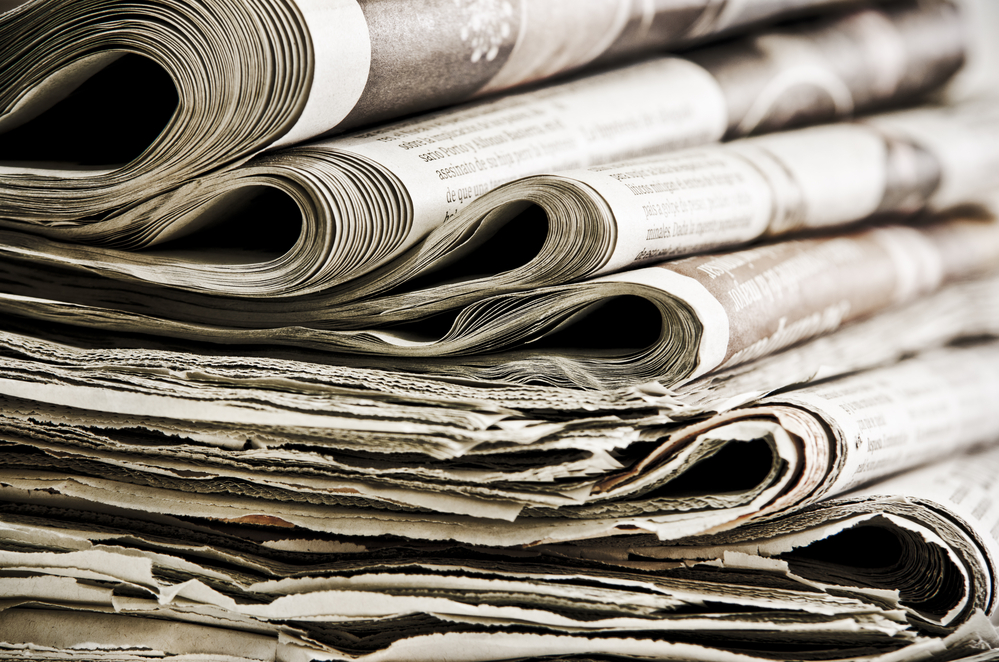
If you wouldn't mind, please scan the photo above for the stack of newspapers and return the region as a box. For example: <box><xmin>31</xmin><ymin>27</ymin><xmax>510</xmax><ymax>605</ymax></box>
<box><xmin>4</xmin><ymin>0</ymin><xmax>999</xmax><ymax>659</ymax></box>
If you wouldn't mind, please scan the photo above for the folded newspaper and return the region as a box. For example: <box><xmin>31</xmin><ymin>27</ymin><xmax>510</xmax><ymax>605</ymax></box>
<box><xmin>3</xmin><ymin>443</ymin><xmax>999</xmax><ymax>660</ymax></box>
<box><xmin>3</xmin><ymin>92</ymin><xmax>995</xmax><ymax>324</ymax></box>
<box><xmin>2</xmin><ymin>0</ymin><xmax>998</xmax><ymax>660</ymax></box>
<box><xmin>0</xmin><ymin>2</ymin><xmax>962</xmax><ymax>286</ymax></box>
<box><xmin>3</xmin><ymin>206</ymin><xmax>997</xmax><ymax>389</ymax></box>
<box><xmin>0</xmin><ymin>0</ymin><xmax>966</xmax><ymax>293</ymax></box>
<box><xmin>3</xmin><ymin>248</ymin><xmax>999</xmax><ymax>660</ymax></box>
<box><xmin>327</xmin><ymin>98</ymin><xmax>999</xmax><ymax>315</ymax></box>
<box><xmin>2</xmin><ymin>277</ymin><xmax>999</xmax><ymax>546</ymax></box>
<box><xmin>0</xmin><ymin>0</ymin><xmax>910</xmax><ymax>226</ymax></box>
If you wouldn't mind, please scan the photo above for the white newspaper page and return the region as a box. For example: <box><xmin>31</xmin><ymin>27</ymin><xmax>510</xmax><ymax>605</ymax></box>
<box><xmin>767</xmin><ymin>343</ymin><xmax>999</xmax><ymax>499</ymax></box>
<box><xmin>333</xmin><ymin>57</ymin><xmax>727</xmax><ymax>250</ymax></box>
<box><xmin>564</xmin><ymin>123</ymin><xmax>895</xmax><ymax>275</ymax></box>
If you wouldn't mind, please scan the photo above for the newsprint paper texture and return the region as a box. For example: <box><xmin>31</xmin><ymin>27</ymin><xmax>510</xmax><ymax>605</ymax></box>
<box><xmin>0</xmin><ymin>0</ymin><xmax>967</xmax><ymax>296</ymax></box>
<box><xmin>0</xmin><ymin>0</ymin><xmax>905</xmax><ymax>223</ymax></box>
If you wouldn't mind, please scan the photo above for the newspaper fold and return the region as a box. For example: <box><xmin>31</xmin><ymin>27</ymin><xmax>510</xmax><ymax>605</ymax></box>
<box><xmin>2</xmin><ymin>209</ymin><xmax>997</xmax><ymax>390</ymax></box>
<box><xmin>1</xmin><ymin>306</ymin><xmax>999</xmax><ymax>546</ymax></box>
<box><xmin>0</xmin><ymin>0</ymin><xmax>911</xmax><ymax>226</ymax></box>
<box><xmin>559</xmin><ymin>442</ymin><xmax>999</xmax><ymax>632</ymax></box>
<box><xmin>3</xmin><ymin>97</ymin><xmax>996</xmax><ymax>356</ymax></box>
<box><xmin>4</xmin><ymin>445</ymin><xmax>999</xmax><ymax>660</ymax></box>
<box><xmin>0</xmin><ymin>0</ymin><xmax>967</xmax><ymax>295</ymax></box>
<box><xmin>322</xmin><ymin>98</ymin><xmax>999</xmax><ymax>318</ymax></box>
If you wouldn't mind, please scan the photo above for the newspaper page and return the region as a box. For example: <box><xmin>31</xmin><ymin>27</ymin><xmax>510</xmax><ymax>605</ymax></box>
<box><xmin>326</xmin><ymin>215</ymin><xmax>999</xmax><ymax>389</ymax></box>
<box><xmin>0</xmin><ymin>53</ymin><xmax>725</xmax><ymax>295</ymax></box>
<box><xmin>2</xmin><ymin>411</ymin><xmax>999</xmax><ymax>658</ymax></box>
<box><xmin>652</xmin><ymin>224</ymin><xmax>951</xmax><ymax>380</ymax></box>
<box><xmin>574</xmin><ymin>99</ymin><xmax>999</xmax><ymax>275</ymax></box>
<box><xmin>289</xmin><ymin>0</ymin><xmax>908</xmax><ymax>141</ymax></box>
<box><xmin>253</xmin><ymin>98</ymin><xmax>999</xmax><ymax>325</ymax></box>
<box><xmin>569</xmin><ymin>340</ymin><xmax>999</xmax><ymax>541</ymax></box>
<box><xmin>0</xmin><ymin>214</ymin><xmax>995</xmax><ymax>391</ymax></box>
<box><xmin>582</xmin><ymin>484</ymin><xmax>998</xmax><ymax>631</ymax></box>
<box><xmin>766</xmin><ymin>343</ymin><xmax>999</xmax><ymax>501</ymax></box>
<box><xmin>685</xmin><ymin>0</ymin><xmax>964</xmax><ymax>137</ymax></box>
<box><xmin>850</xmin><ymin>446</ymin><xmax>999</xmax><ymax>624</ymax></box>
<box><xmin>0</xmin><ymin>1</ymin><xmax>965</xmax><ymax>301</ymax></box>
<box><xmin>1</xmin><ymin>328</ymin><xmax>998</xmax><ymax>548</ymax></box>
<box><xmin>611</xmin><ymin>445</ymin><xmax>999</xmax><ymax>632</ymax></box>
<box><xmin>5</xmin><ymin>493</ymin><xmax>990</xmax><ymax>662</ymax></box>
<box><xmin>673</xmin><ymin>272</ymin><xmax>999</xmax><ymax>415</ymax></box>
<box><xmin>0</xmin><ymin>0</ymin><xmax>902</xmax><ymax>228</ymax></box>
<box><xmin>0</xmin><ymin>267</ymin><xmax>996</xmax><ymax>504</ymax></box>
